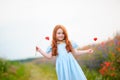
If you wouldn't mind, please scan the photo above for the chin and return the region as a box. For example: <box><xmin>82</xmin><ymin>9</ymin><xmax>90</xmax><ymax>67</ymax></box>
<box><xmin>58</xmin><ymin>39</ymin><xmax>64</xmax><ymax>41</ymax></box>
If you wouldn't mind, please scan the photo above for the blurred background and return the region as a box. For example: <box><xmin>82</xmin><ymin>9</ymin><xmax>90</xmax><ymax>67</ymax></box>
<box><xmin>0</xmin><ymin>0</ymin><xmax>120</xmax><ymax>80</ymax></box>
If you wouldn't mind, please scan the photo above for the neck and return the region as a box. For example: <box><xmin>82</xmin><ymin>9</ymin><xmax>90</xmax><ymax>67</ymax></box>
<box><xmin>57</xmin><ymin>40</ymin><xmax>65</xmax><ymax>44</ymax></box>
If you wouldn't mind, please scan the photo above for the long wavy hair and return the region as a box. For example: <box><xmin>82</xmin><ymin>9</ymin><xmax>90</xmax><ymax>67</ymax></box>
<box><xmin>51</xmin><ymin>25</ymin><xmax>73</xmax><ymax>56</ymax></box>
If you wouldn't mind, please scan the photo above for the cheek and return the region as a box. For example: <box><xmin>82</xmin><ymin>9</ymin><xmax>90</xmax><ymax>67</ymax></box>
<box><xmin>56</xmin><ymin>34</ymin><xmax>59</xmax><ymax>39</ymax></box>
<box><xmin>62</xmin><ymin>34</ymin><xmax>65</xmax><ymax>37</ymax></box>
<box><xmin>56</xmin><ymin>34</ymin><xmax>59</xmax><ymax>37</ymax></box>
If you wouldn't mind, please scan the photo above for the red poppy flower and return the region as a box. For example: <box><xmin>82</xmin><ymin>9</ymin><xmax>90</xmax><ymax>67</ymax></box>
<box><xmin>93</xmin><ymin>37</ymin><xmax>97</xmax><ymax>41</ymax></box>
<box><xmin>104</xmin><ymin>61</ymin><xmax>111</xmax><ymax>67</ymax></box>
<box><xmin>45</xmin><ymin>36</ymin><xmax>49</xmax><ymax>40</ymax></box>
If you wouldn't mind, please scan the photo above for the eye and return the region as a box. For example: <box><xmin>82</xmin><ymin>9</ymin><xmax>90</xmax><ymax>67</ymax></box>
<box><xmin>58</xmin><ymin>32</ymin><xmax>61</xmax><ymax>34</ymax></box>
<box><xmin>57</xmin><ymin>32</ymin><xmax>64</xmax><ymax>34</ymax></box>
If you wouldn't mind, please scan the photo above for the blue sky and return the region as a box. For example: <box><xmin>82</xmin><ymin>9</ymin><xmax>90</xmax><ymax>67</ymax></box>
<box><xmin>0</xmin><ymin>0</ymin><xmax>120</xmax><ymax>60</ymax></box>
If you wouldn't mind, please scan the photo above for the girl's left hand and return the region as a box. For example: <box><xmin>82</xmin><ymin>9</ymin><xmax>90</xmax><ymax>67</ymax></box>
<box><xmin>88</xmin><ymin>49</ymin><xmax>94</xmax><ymax>54</ymax></box>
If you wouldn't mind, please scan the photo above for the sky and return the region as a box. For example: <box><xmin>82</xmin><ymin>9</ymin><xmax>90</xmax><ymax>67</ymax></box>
<box><xmin>0</xmin><ymin>0</ymin><xmax>120</xmax><ymax>60</ymax></box>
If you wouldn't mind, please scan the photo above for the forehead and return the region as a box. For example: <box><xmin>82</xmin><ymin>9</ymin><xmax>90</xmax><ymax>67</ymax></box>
<box><xmin>57</xmin><ymin>28</ymin><xmax>63</xmax><ymax>32</ymax></box>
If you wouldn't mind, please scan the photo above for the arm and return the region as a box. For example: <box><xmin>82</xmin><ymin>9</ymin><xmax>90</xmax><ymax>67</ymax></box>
<box><xmin>72</xmin><ymin>48</ymin><xmax>93</xmax><ymax>55</ymax></box>
<box><xmin>36</xmin><ymin>46</ymin><xmax>53</xmax><ymax>59</ymax></box>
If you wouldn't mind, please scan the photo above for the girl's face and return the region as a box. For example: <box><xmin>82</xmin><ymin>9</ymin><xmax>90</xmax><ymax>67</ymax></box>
<box><xmin>56</xmin><ymin>28</ymin><xmax>65</xmax><ymax>41</ymax></box>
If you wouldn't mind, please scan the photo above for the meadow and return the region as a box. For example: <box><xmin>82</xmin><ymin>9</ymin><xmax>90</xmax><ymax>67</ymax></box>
<box><xmin>0</xmin><ymin>33</ymin><xmax>120</xmax><ymax>80</ymax></box>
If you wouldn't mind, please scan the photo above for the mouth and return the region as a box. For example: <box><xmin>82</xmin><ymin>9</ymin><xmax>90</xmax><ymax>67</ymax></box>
<box><xmin>59</xmin><ymin>37</ymin><xmax>63</xmax><ymax>38</ymax></box>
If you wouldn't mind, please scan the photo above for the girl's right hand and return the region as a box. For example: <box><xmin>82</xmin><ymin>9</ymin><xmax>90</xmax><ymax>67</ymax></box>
<box><xmin>36</xmin><ymin>46</ymin><xmax>40</xmax><ymax>52</ymax></box>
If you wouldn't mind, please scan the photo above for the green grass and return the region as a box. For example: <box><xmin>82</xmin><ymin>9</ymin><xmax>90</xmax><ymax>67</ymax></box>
<box><xmin>0</xmin><ymin>58</ymin><xmax>118</xmax><ymax>80</ymax></box>
<box><xmin>0</xmin><ymin>59</ymin><xmax>30</xmax><ymax>80</ymax></box>
<box><xmin>24</xmin><ymin>63</ymin><xmax>57</xmax><ymax>80</ymax></box>
<box><xmin>82</xmin><ymin>66</ymin><xmax>102</xmax><ymax>80</ymax></box>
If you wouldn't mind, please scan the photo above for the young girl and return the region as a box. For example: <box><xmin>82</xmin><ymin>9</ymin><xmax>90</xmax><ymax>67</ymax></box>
<box><xmin>36</xmin><ymin>24</ymin><xmax>93</xmax><ymax>80</ymax></box>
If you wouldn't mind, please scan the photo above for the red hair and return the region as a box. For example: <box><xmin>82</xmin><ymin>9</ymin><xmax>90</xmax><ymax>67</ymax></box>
<box><xmin>51</xmin><ymin>24</ymin><xmax>73</xmax><ymax>56</ymax></box>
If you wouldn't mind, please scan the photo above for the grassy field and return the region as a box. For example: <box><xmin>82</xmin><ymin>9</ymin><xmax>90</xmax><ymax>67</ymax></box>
<box><xmin>0</xmin><ymin>33</ymin><xmax>120</xmax><ymax>80</ymax></box>
<box><xmin>0</xmin><ymin>59</ymin><xmax>101</xmax><ymax>80</ymax></box>
<box><xmin>0</xmin><ymin>59</ymin><xmax>57</xmax><ymax>80</ymax></box>
<box><xmin>26</xmin><ymin>63</ymin><xmax>57</xmax><ymax>80</ymax></box>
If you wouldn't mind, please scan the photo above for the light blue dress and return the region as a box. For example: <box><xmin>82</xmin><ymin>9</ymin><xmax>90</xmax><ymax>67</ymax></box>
<box><xmin>46</xmin><ymin>42</ymin><xmax>87</xmax><ymax>80</ymax></box>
